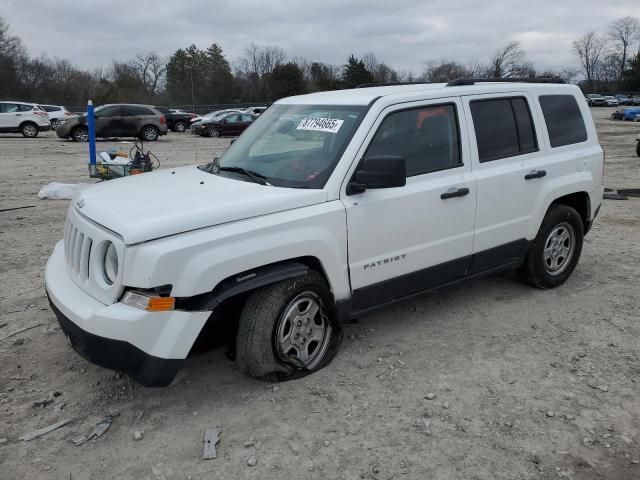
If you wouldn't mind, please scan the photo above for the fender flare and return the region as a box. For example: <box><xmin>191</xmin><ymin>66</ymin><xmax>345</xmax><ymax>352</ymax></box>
<box><xmin>179</xmin><ymin>261</ymin><xmax>309</xmax><ymax>311</ymax></box>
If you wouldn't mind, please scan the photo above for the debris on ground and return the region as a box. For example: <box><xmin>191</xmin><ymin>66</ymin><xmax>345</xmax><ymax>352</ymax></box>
<box><xmin>246</xmin><ymin>455</ymin><xmax>257</xmax><ymax>467</ymax></box>
<box><xmin>72</xmin><ymin>417</ymin><xmax>113</xmax><ymax>446</ymax></box>
<box><xmin>203</xmin><ymin>427</ymin><xmax>223</xmax><ymax>460</ymax></box>
<box><xmin>133</xmin><ymin>430</ymin><xmax>143</xmax><ymax>441</ymax></box>
<box><xmin>425</xmin><ymin>393</ymin><xmax>436</xmax><ymax>400</ymax></box>
<box><xmin>603</xmin><ymin>191</ymin><xmax>628</xmax><ymax>200</ymax></box>
<box><xmin>1</xmin><ymin>323</ymin><xmax>44</xmax><ymax>342</ymax></box>
<box><xmin>37</xmin><ymin>182</ymin><xmax>91</xmax><ymax>200</ymax></box>
<box><xmin>19</xmin><ymin>418</ymin><xmax>73</xmax><ymax>441</ymax></box>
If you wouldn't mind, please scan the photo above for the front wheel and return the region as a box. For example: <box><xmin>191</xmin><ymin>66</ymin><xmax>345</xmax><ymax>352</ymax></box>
<box><xmin>518</xmin><ymin>204</ymin><xmax>584</xmax><ymax>289</ymax></box>
<box><xmin>236</xmin><ymin>271</ymin><xmax>342</xmax><ymax>381</ymax></box>
<box><xmin>208</xmin><ymin>127</ymin><xmax>220</xmax><ymax>138</ymax></box>
<box><xmin>71</xmin><ymin>126</ymin><xmax>88</xmax><ymax>142</ymax></box>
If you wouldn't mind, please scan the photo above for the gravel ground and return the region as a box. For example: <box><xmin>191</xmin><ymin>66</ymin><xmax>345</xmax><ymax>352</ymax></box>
<box><xmin>0</xmin><ymin>108</ymin><xmax>639</xmax><ymax>480</ymax></box>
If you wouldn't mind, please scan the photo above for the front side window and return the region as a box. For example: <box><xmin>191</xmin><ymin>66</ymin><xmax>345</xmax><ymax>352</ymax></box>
<box><xmin>539</xmin><ymin>95</ymin><xmax>588</xmax><ymax>147</ymax></box>
<box><xmin>366</xmin><ymin>104</ymin><xmax>462</xmax><ymax>176</ymax></box>
<box><xmin>95</xmin><ymin>106</ymin><xmax>121</xmax><ymax>117</ymax></box>
<box><xmin>0</xmin><ymin>103</ymin><xmax>20</xmax><ymax>113</ymax></box>
<box><xmin>215</xmin><ymin>104</ymin><xmax>366</xmax><ymax>188</ymax></box>
<box><xmin>470</xmin><ymin>97</ymin><xmax>538</xmax><ymax>162</ymax></box>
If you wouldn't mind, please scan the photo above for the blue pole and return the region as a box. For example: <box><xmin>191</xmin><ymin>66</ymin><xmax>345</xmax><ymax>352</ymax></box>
<box><xmin>87</xmin><ymin>100</ymin><xmax>96</xmax><ymax>164</ymax></box>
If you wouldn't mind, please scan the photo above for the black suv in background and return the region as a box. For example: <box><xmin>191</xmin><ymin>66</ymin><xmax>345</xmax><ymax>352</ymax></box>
<box><xmin>56</xmin><ymin>104</ymin><xmax>168</xmax><ymax>142</ymax></box>
<box><xmin>153</xmin><ymin>106</ymin><xmax>196</xmax><ymax>132</ymax></box>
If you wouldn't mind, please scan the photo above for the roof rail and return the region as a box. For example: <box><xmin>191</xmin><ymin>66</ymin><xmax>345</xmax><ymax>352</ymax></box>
<box><xmin>356</xmin><ymin>82</ymin><xmax>431</xmax><ymax>88</ymax></box>
<box><xmin>446</xmin><ymin>77</ymin><xmax>565</xmax><ymax>86</ymax></box>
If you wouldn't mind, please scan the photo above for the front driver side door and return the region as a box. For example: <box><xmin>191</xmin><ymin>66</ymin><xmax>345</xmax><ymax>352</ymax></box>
<box><xmin>342</xmin><ymin>98</ymin><xmax>477</xmax><ymax>312</ymax></box>
<box><xmin>95</xmin><ymin>106</ymin><xmax>124</xmax><ymax>137</ymax></box>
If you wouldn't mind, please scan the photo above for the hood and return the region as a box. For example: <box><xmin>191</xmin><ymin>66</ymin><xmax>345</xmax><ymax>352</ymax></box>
<box><xmin>75</xmin><ymin>166</ymin><xmax>328</xmax><ymax>244</ymax></box>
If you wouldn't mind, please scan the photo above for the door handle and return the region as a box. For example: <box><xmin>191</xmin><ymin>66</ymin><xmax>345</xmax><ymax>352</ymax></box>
<box><xmin>440</xmin><ymin>187</ymin><xmax>470</xmax><ymax>199</ymax></box>
<box><xmin>525</xmin><ymin>169</ymin><xmax>546</xmax><ymax>180</ymax></box>
<box><xmin>15</xmin><ymin>113</ymin><xmax>21</xmax><ymax>116</ymax></box>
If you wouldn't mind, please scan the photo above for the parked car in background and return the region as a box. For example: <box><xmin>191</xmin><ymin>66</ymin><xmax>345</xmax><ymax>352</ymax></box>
<box><xmin>585</xmin><ymin>94</ymin><xmax>606</xmax><ymax>107</ymax></box>
<box><xmin>154</xmin><ymin>106</ymin><xmax>196</xmax><ymax>132</ymax></box>
<box><xmin>41</xmin><ymin>105</ymin><xmax>75</xmax><ymax>130</ymax></box>
<box><xmin>602</xmin><ymin>96</ymin><xmax>619</xmax><ymax>107</ymax></box>
<box><xmin>56</xmin><ymin>104</ymin><xmax>167</xmax><ymax>142</ymax></box>
<box><xmin>193</xmin><ymin>112</ymin><xmax>257</xmax><ymax>137</ymax></box>
<box><xmin>190</xmin><ymin>109</ymin><xmax>244</xmax><ymax>127</ymax></box>
<box><xmin>243</xmin><ymin>106</ymin><xmax>268</xmax><ymax>115</ymax></box>
<box><xmin>632</xmin><ymin>96</ymin><xmax>640</xmax><ymax>106</ymax></box>
<box><xmin>0</xmin><ymin>101</ymin><xmax>50</xmax><ymax>137</ymax></box>
<box><xmin>614</xmin><ymin>94</ymin><xmax>633</xmax><ymax>105</ymax></box>
<box><xmin>610</xmin><ymin>107</ymin><xmax>640</xmax><ymax>121</ymax></box>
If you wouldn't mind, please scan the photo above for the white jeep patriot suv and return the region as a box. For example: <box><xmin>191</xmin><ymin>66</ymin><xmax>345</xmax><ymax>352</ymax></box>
<box><xmin>46</xmin><ymin>78</ymin><xmax>604</xmax><ymax>386</ymax></box>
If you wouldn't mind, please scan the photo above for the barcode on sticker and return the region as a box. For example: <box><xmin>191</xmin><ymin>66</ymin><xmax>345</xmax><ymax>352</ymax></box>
<box><xmin>296</xmin><ymin>117</ymin><xmax>344</xmax><ymax>133</ymax></box>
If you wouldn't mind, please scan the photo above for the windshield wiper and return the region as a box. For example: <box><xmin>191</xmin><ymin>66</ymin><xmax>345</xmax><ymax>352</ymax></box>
<box><xmin>218</xmin><ymin>166</ymin><xmax>270</xmax><ymax>185</ymax></box>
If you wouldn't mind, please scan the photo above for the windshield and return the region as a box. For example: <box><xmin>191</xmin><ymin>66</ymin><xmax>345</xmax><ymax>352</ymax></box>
<box><xmin>215</xmin><ymin>104</ymin><xmax>366</xmax><ymax>188</ymax></box>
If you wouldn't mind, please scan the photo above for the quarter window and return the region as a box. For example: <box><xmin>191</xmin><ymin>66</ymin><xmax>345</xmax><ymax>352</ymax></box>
<box><xmin>366</xmin><ymin>104</ymin><xmax>462</xmax><ymax>177</ymax></box>
<box><xmin>539</xmin><ymin>95</ymin><xmax>588</xmax><ymax>147</ymax></box>
<box><xmin>470</xmin><ymin>97</ymin><xmax>538</xmax><ymax>162</ymax></box>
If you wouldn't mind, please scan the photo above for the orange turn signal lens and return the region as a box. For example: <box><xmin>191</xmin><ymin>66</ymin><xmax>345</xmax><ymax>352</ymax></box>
<box><xmin>146</xmin><ymin>296</ymin><xmax>176</xmax><ymax>312</ymax></box>
<box><xmin>121</xmin><ymin>290</ymin><xmax>175</xmax><ymax>312</ymax></box>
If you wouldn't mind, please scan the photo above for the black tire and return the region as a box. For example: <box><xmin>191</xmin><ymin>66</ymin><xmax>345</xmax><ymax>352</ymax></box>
<box><xmin>20</xmin><ymin>122</ymin><xmax>39</xmax><ymax>138</ymax></box>
<box><xmin>518</xmin><ymin>204</ymin><xmax>584</xmax><ymax>289</ymax></box>
<box><xmin>139</xmin><ymin>125</ymin><xmax>159</xmax><ymax>142</ymax></box>
<box><xmin>208</xmin><ymin>127</ymin><xmax>220</xmax><ymax>138</ymax></box>
<box><xmin>71</xmin><ymin>126</ymin><xmax>88</xmax><ymax>142</ymax></box>
<box><xmin>636</xmin><ymin>142</ymin><xmax>640</xmax><ymax>157</ymax></box>
<box><xmin>174</xmin><ymin>121</ymin><xmax>186</xmax><ymax>133</ymax></box>
<box><xmin>236</xmin><ymin>270</ymin><xmax>342</xmax><ymax>381</ymax></box>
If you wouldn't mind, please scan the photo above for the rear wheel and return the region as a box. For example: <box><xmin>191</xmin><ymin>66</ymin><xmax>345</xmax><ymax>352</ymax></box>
<box><xmin>174</xmin><ymin>121</ymin><xmax>186</xmax><ymax>132</ymax></box>
<box><xmin>71</xmin><ymin>126</ymin><xmax>88</xmax><ymax>142</ymax></box>
<box><xmin>518</xmin><ymin>204</ymin><xmax>584</xmax><ymax>289</ymax></box>
<box><xmin>50</xmin><ymin>119</ymin><xmax>59</xmax><ymax>130</ymax></box>
<box><xmin>236</xmin><ymin>271</ymin><xmax>342</xmax><ymax>381</ymax></box>
<box><xmin>21</xmin><ymin>122</ymin><xmax>39</xmax><ymax>138</ymax></box>
<box><xmin>140</xmin><ymin>125</ymin><xmax>159</xmax><ymax>141</ymax></box>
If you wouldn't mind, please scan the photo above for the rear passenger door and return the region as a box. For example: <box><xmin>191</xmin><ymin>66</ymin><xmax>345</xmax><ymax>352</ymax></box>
<box><xmin>343</xmin><ymin>99</ymin><xmax>477</xmax><ymax>311</ymax></box>
<box><xmin>462</xmin><ymin>93</ymin><xmax>549</xmax><ymax>271</ymax></box>
<box><xmin>121</xmin><ymin>106</ymin><xmax>151</xmax><ymax>137</ymax></box>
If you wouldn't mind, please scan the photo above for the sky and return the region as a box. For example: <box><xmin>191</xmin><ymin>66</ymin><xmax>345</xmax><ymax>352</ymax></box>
<box><xmin>2</xmin><ymin>0</ymin><xmax>639</xmax><ymax>75</ymax></box>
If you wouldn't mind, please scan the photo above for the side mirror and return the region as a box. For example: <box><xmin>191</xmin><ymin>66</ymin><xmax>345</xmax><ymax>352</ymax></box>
<box><xmin>348</xmin><ymin>155</ymin><xmax>406</xmax><ymax>194</ymax></box>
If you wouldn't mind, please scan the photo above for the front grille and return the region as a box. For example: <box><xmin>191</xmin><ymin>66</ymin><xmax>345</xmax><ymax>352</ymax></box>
<box><xmin>64</xmin><ymin>219</ymin><xmax>93</xmax><ymax>282</ymax></box>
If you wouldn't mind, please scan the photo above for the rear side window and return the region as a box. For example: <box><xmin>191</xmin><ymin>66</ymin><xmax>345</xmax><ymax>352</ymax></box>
<box><xmin>539</xmin><ymin>95</ymin><xmax>588</xmax><ymax>147</ymax></box>
<box><xmin>123</xmin><ymin>106</ymin><xmax>154</xmax><ymax>116</ymax></box>
<box><xmin>18</xmin><ymin>104</ymin><xmax>35</xmax><ymax>112</ymax></box>
<box><xmin>43</xmin><ymin>106</ymin><xmax>61</xmax><ymax>112</ymax></box>
<box><xmin>366</xmin><ymin>103</ymin><xmax>462</xmax><ymax>177</ymax></box>
<box><xmin>470</xmin><ymin>97</ymin><xmax>538</xmax><ymax>162</ymax></box>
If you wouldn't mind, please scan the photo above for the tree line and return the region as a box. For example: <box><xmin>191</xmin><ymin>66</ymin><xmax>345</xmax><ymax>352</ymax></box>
<box><xmin>1</xmin><ymin>15</ymin><xmax>639</xmax><ymax>109</ymax></box>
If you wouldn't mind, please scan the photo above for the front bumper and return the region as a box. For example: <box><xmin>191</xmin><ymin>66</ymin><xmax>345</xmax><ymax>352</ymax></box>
<box><xmin>45</xmin><ymin>241</ymin><xmax>210</xmax><ymax>386</ymax></box>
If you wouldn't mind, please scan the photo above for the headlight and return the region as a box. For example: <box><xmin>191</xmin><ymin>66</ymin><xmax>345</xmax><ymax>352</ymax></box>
<box><xmin>103</xmin><ymin>242</ymin><xmax>118</xmax><ymax>284</ymax></box>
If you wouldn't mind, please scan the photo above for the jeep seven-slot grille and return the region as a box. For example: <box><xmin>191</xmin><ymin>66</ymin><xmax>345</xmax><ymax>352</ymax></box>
<box><xmin>64</xmin><ymin>219</ymin><xmax>93</xmax><ymax>281</ymax></box>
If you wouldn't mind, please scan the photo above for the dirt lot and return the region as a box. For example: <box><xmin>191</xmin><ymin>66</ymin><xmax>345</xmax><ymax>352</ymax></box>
<box><xmin>1</xmin><ymin>108</ymin><xmax>639</xmax><ymax>480</ymax></box>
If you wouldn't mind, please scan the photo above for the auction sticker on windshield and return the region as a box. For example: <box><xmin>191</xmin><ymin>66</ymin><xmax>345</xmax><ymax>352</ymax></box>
<box><xmin>297</xmin><ymin>117</ymin><xmax>344</xmax><ymax>133</ymax></box>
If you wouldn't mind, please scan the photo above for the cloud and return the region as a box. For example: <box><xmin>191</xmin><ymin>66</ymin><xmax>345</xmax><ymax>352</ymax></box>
<box><xmin>2</xmin><ymin>0</ymin><xmax>639</xmax><ymax>74</ymax></box>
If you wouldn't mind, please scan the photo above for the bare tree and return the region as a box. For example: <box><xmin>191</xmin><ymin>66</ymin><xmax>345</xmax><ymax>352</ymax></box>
<box><xmin>572</xmin><ymin>32</ymin><xmax>607</xmax><ymax>89</ymax></box>
<box><xmin>423</xmin><ymin>60</ymin><xmax>482</xmax><ymax>82</ymax></box>
<box><xmin>608</xmin><ymin>16</ymin><xmax>640</xmax><ymax>81</ymax></box>
<box><xmin>132</xmin><ymin>52</ymin><xmax>166</xmax><ymax>96</ymax></box>
<box><xmin>487</xmin><ymin>41</ymin><xmax>532</xmax><ymax>77</ymax></box>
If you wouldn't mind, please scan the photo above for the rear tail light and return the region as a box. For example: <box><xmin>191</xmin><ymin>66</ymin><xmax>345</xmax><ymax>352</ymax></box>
<box><xmin>34</xmin><ymin>111</ymin><xmax>48</xmax><ymax>117</ymax></box>
<box><xmin>65</xmin><ymin>111</ymin><xmax>75</xmax><ymax>115</ymax></box>
<box><xmin>160</xmin><ymin>115</ymin><xmax>166</xmax><ymax>125</ymax></box>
